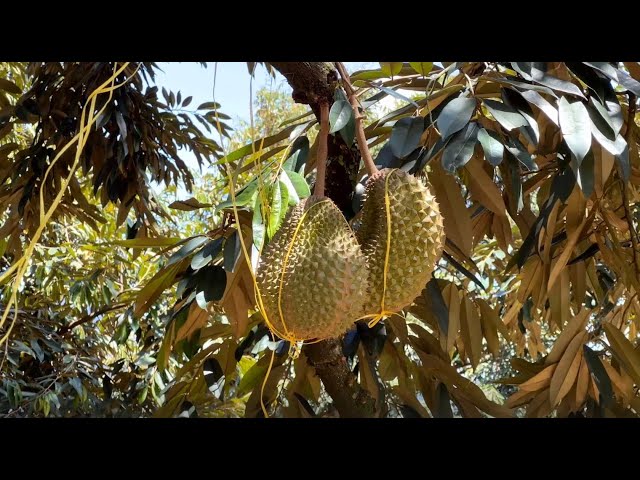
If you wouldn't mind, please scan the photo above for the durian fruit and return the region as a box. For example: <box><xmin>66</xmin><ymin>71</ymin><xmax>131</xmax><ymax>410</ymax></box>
<box><xmin>256</xmin><ymin>195</ymin><xmax>368</xmax><ymax>341</ymax></box>
<box><xmin>356</xmin><ymin>168</ymin><xmax>445</xmax><ymax>318</ymax></box>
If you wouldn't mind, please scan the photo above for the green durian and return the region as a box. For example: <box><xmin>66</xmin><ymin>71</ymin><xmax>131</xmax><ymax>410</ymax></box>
<box><xmin>356</xmin><ymin>168</ymin><xmax>445</xmax><ymax>318</ymax></box>
<box><xmin>256</xmin><ymin>195</ymin><xmax>368</xmax><ymax>341</ymax></box>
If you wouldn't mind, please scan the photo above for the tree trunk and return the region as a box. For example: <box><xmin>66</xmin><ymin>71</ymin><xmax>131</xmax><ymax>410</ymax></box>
<box><xmin>269</xmin><ymin>61</ymin><xmax>381</xmax><ymax>418</ymax></box>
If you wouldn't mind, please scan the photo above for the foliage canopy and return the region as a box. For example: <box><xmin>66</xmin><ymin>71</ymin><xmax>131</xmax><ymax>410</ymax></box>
<box><xmin>1</xmin><ymin>61</ymin><xmax>639</xmax><ymax>418</ymax></box>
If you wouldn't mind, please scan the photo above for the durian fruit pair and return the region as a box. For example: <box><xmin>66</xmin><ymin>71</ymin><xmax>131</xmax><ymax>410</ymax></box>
<box><xmin>256</xmin><ymin>104</ymin><xmax>445</xmax><ymax>342</ymax></box>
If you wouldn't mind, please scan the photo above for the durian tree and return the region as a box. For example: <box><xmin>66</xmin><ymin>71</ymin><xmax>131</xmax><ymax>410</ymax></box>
<box><xmin>1</xmin><ymin>61</ymin><xmax>640</xmax><ymax>418</ymax></box>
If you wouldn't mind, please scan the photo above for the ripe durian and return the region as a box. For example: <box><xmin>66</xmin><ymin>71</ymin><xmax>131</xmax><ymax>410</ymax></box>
<box><xmin>356</xmin><ymin>168</ymin><xmax>445</xmax><ymax>320</ymax></box>
<box><xmin>256</xmin><ymin>195</ymin><xmax>368</xmax><ymax>340</ymax></box>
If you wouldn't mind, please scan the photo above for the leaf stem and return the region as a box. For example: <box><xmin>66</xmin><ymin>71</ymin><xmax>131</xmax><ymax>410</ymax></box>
<box><xmin>335</xmin><ymin>62</ymin><xmax>378</xmax><ymax>176</ymax></box>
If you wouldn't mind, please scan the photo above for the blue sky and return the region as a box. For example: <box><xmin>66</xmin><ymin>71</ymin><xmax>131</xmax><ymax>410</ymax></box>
<box><xmin>154</xmin><ymin>62</ymin><xmax>280</xmax><ymax>126</ymax></box>
<box><xmin>154</xmin><ymin>62</ymin><xmax>377</xmax><ymax>126</ymax></box>
<box><xmin>151</xmin><ymin>62</ymin><xmax>377</xmax><ymax>179</ymax></box>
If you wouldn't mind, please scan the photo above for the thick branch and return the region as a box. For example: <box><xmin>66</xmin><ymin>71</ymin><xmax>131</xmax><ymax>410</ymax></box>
<box><xmin>305</xmin><ymin>339</ymin><xmax>376</xmax><ymax>418</ymax></box>
<box><xmin>270</xmin><ymin>61</ymin><xmax>380</xmax><ymax>418</ymax></box>
<box><xmin>268</xmin><ymin>62</ymin><xmax>336</xmax><ymax>106</ymax></box>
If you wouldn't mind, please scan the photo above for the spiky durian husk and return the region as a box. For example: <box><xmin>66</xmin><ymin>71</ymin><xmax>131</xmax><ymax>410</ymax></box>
<box><xmin>356</xmin><ymin>168</ymin><xmax>445</xmax><ymax>315</ymax></box>
<box><xmin>256</xmin><ymin>196</ymin><xmax>368</xmax><ymax>340</ymax></box>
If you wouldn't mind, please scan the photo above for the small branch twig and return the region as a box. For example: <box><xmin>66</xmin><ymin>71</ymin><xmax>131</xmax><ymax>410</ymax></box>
<box><xmin>58</xmin><ymin>303</ymin><xmax>127</xmax><ymax>336</ymax></box>
<box><xmin>314</xmin><ymin>102</ymin><xmax>329</xmax><ymax>197</ymax></box>
<box><xmin>335</xmin><ymin>62</ymin><xmax>378</xmax><ymax>177</ymax></box>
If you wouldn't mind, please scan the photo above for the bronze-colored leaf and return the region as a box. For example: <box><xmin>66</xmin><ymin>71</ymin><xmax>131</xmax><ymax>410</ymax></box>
<box><xmin>442</xmin><ymin>282</ymin><xmax>461</xmax><ymax>353</ymax></box>
<box><xmin>549</xmin><ymin>331</ymin><xmax>587</xmax><ymax>406</ymax></box>
<box><xmin>460</xmin><ymin>296</ymin><xmax>482</xmax><ymax>368</ymax></box>
<box><xmin>429</xmin><ymin>162</ymin><xmax>474</xmax><ymax>257</ymax></box>
<box><xmin>464</xmin><ymin>154</ymin><xmax>506</xmax><ymax>216</ymax></box>
<box><xmin>175</xmin><ymin>302</ymin><xmax>210</xmax><ymax>343</ymax></box>
<box><xmin>519</xmin><ymin>364</ymin><xmax>557</xmax><ymax>392</ymax></box>
<box><xmin>602</xmin><ymin>323</ymin><xmax>640</xmax><ymax>385</ymax></box>
<box><xmin>546</xmin><ymin>308</ymin><xmax>590</xmax><ymax>364</ymax></box>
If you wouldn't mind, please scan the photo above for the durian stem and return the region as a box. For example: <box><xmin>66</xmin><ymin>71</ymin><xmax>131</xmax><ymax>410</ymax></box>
<box><xmin>335</xmin><ymin>62</ymin><xmax>378</xmax><ymax>177</ymax></box>
<box><xmin>314</xmin><ymin>101</ymin><xmax>330</xmax><ymax>197</ymax></box>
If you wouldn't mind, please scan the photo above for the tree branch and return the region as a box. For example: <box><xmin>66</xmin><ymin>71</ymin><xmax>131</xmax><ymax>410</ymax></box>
<box><xmin>58</xmin><ymin>303</ymin><xmax>127</xmax><ymax>336</ymax></box>
<box><xmin>269</xmin><ymin>61</ymin><xmax>381</xmax><ymax>418</ymax></box>
<box><xmin>335</xmin><ymin>62</ymin><xmax>378</xmax><ymax>177</ymax></box>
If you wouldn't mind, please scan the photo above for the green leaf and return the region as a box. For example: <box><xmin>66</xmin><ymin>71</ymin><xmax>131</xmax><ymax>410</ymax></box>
<box><xmin>69</xmin><ymin>377</ymin><xmax>83</xmax><ymax>396</ymax></box>
<box><xmin>505</xmin><ymin>150</ymin><xmax>524</xmax><ymax>212</ymax></box>
<box><xmin>237</xmin><ymin>363</ymin><xmax>268</xmax><ymax>397</ymax></box>
<box><xmin>372</xmin><ymin>84</ymin><xmax>419</xmax><ymax>107</ymax></box>
<box><xmin>436</xmin><ymin>383</ymin><xmax>453</xmax><ymax>418</ymax></box>
<box><xmin>350</xmin><ymin>69</ymin><xmax>387</xmax><ymax>81</ymax></box>
<box><xmin>278</xmin><ymin>180</ymin><xmax>289</xmax><ymax>226</ymax></box>
<box><xmin>182</xmin><ymin>96</ymin><xmax>193</xmax><ymax>107</ymax></box>
<box><xmin>339</xmin><ymin>111</ymin><xmax>356</xmax><ymax>146</ymax></box>
<box><xmin>614</xmin><ymin>69</ymin><xmax>640</xmax><ymax>96</ymax></box>
<box><xmin>583</xmin><ymin>62</ymin><xmax>619</xmax><ymax>81</ymax></box>
<box><xmin>106</xmin><ymin>237</ymin><xmax>181</xmax><ymax>248</ymax></box>
<box><xmin>519</xmin><ymin>90</ymin><xmax>559</xmax><ymax>125</ymax></box>
<box><xmin>267</xmin><ymin>181</ymin><xmax>282</xmax><ymax>239</ymax></box>
<box><xmin>329</xmin><ymin>100</ymin><xmax>353</xmax><ymax>134</ymax></box>
<box><xmin>577</xmin><ymin>149</ymin><xmax>595</xmax><ymax>198</ymax></box>
<box><xmin>586</xmin><ymin>96</ymin><xmax>616</xmax><ymax>141</ymax></box>
<box><xmin>283</xmin><ymin>170</ymin><xmax>311</xmax><ymax>199</ymax></box>
<box><xmin>134</xmin><ymin>262</ymin><xmax>184</xmax><ymax>317</ymax></box>
<box><xmin>198</xmin><ymin>265</ymin><xmax>227</xmax><ymax>302</ymax></box>
<box><xmin>490</xmin><ymin>76</ymin><xmax>558</xmax><ymax>98</ymax></box>
<box><xmin>566</xmin><ymin>62</ymin><xmax>612</xmax><ymax>105</ymax></box>
<box><xmin>483</xmin><ymin>99</ymin><xmax>528</xmax><ymax>131</ymax></box>
<box><xmin>379</xmin><ymin>62</ymin><xmax>403</xmax><ymax>78</ymax></box>
<box><xmin>558</xmin><ymin>97</ymin><xmax>591</xmax><ymax>165</ymax></box>
<box><xmin>515</xmin><ymin>63</ymin><xmax>585</xmax><ymax>99</ymax></box>
<box><xmin>197</xmin><ymin>101</ymin><xmax>222</xmax><ymax>110</ymax></box>
<box><xmin>502</xmin><ymin>88</ymin><xmax>539</xmax><ymax>145</ymax></box>
<box><xmin>389</xmin><ymin>117</ymin><xmax>425</xmax><ymax>158</ymax></box>
<box><xmin>616</xmin><ymin>141</ymin><xmax>630</xmax><ymax>182</ymax></box>
<box><xmin>409</xmin><ymin>62</ymin><xmax>433</xmax><ymax>76</ymax></box>
<box><xmin>168</xmin><ymin>236</ymin><xmax>208</xmax><ymax>266</ymax></box>
<box><xmin>442</xmin><ymin>251</ymin><xmax>485</xmax><ymax>291</ymax></box>
<box><xmin>115</xmin><ymin>110</ymin><xmax>128</xmax><ymax>140</ymax></box>
<box><xmin>441</xmin><ymin>122</ymin><xmax>479</xmax><ymax>172</ymax></box>
<box><xmin>135</xmin><ymin>354</ymin><xmax>156</xmax><ymax>368</ymax></box>
<box><xmin>216</xmin><ymin>178</ymin><xmax>258</xmax><ymax>211</ymax></box>
<box><xmin>506</xmin><ymin>137</ymin><xmax>537</xmax><ymax>171</ymax></box>
<box><xmin>424</xmin><ymin>279</ymin><xmax>449</xmax><ymax>334</ymax></box>
<box><xmin>223</xmin><ymin>231</ymin><xmax>242</xmax><ymax>274</ymax></box>
<box><xmin>191</xmin><ymin>238</ymin><xmax>223</xmax><ymax>270</ymax></box>
<box><xmin>584</xmin><ymin>62</ymin><xmax>640</xmax><ymax>96</ymax></box>
<box><xmin>583</xmin><ymin>345</ymin><xmax>614</xmax><ymax>407</ymax></box>
<box><xmin>279</xmin><ymin>170</ymin><xmax>300</xmax><ymax>205</ymax></box>
<box><xmin>437</xmin><ymin>96</ymin><xmax>476</xmax><ymax>140</ymax></box>
<box><xmin>169</xmin><ymin>197</ymin><xmax>213</xmax><ymax>211</ymax></box>
<box><xmin>283</xmin><ymin>136</ymin><xmax>309</xmax><ymax>172</ymax></box>
<box><xmin>477</xmin><ymin>128</ymin><xmax>504</xmax><ymax>166</ymax></box>
<box><xmin>218</xmin><ymin>124</ymin><xmax>298</xmax><ymax>164</ymax></box>
<box><xmin>252</xmin><ymin>197</ymin><xmax>266</xmax><ymax>252</ymax></box>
